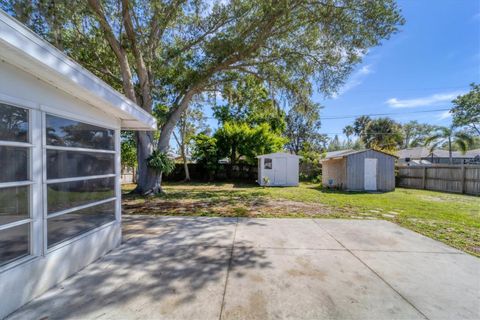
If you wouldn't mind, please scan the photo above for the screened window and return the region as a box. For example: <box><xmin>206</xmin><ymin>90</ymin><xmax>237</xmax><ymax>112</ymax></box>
<box><xmin>0</xmin><ymin>103</ymin><xmax>31</xmax><ymax>267</ymax></box>
<box><xmin>46</xmin><ymin>114</ymin><xmax>114</xmax><ymax>150</ymax></box>
<box><xmin>45</xmin><ymin>114</ymin><xmax>116</xmax><ymax>248</ymax></box>
<box><xmin>48</xmin><ymin>200</ymin><xmax>115</xmax><ymax>248</ymax></box>
<box><xmin>0</xmin><ymin>103</ymin><xmax>28</xmax><ymax>142</ymax></box>
<box><xmin>264</xmin><ymin>158</ymin><xmax>272</xmax><ymax>169</ymax></box>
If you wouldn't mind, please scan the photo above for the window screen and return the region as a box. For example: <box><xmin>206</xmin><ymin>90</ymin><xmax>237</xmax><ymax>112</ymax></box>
<box><xmin>45</xmin><ymin>114</ymin><xmax>116</xmax><ymax>248</ymax></box>
<box><xmin>0</xmin><ymin>103</ymin><xmax>31</xmax><ymax>266</ymax></box>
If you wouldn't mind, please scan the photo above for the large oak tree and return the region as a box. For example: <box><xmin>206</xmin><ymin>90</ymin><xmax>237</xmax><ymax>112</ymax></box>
<box><xmin>2</xmin><ymin>0</ymin><xmax>404</xmax><ymax>194</ymax></box>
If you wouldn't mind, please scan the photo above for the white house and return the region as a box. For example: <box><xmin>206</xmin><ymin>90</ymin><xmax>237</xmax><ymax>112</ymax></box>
<box><xmin>0</xmin><ymin>10</ymin><xmax>156</xmax><ymax>318</ymax></box>
<box><xmin>257</xmin><ymin>152</ymin><xmax>301</xmax><ymax>186</ymax></box>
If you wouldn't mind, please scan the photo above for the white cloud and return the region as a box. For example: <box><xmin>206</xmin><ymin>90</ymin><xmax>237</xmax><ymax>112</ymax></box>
<box><xmin>437</xmin><ymin>110</ymin><xmax>452</xmax><ymax>120</ymax></box>
<box><xmin>332</xmin><ymin>64</ymin><xmax>373</xmax><ymax>98</ymax></box>
<box><xmin>386</xmin><ymin>91</ymin><xmax>464</xmax><ymax>108</ymax></box>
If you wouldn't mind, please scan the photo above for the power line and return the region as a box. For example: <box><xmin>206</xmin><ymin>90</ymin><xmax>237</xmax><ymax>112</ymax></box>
<box><xmin>321</xmin><ymin>108</ymin><xmax>450</xmax><ymax>120</ymax></box>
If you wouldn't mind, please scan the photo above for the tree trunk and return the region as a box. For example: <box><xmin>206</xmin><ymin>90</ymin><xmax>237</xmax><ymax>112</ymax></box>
<box><xmin>132</xmin><ymin>131</ymin><xmax>162</xmax><ymax>195</ymax></box>
<box><xmin>182</xmin><ymin>151</ymin><xmax>190</xmax><ymax>181</ymax></box>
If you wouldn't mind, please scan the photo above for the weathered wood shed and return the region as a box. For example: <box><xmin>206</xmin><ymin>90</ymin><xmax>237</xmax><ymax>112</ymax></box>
<box><xmin>321</xmin><ymin>149</ymin><xmax>397</xmax><ymax>192</ymax></box>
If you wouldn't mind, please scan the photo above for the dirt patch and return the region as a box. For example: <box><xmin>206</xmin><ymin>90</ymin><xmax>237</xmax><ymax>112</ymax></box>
<box><xmin>122</xmin><ymin>195</ymin><xmax>348</xmax><ymax>218</ymax></box>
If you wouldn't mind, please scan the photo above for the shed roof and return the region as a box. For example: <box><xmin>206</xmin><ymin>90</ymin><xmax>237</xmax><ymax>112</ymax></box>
<box><xmin>323</xmin><ymin>149</ymin><xmax>398</xmax><ymax>161</ymax></box>
<box><xmin>257</xmin><ymin>152</ymin><xmax>301</xmax><ymax>158</ymax></box>
<box><xmin>0</xmin><ymin>10</ymin><xmax>156</xmax><ymax>130</ymax></box>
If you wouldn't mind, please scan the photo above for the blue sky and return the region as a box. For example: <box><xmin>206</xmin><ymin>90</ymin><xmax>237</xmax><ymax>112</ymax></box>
<box><xmin>317</xmin><ymin>0</ymin><xmax>480</xmax><ymax>139</ymax></box>
<box><xmin>202</xmin><ymin>0</ymin><xmax>480</xmax><ymax>141</ymax></box>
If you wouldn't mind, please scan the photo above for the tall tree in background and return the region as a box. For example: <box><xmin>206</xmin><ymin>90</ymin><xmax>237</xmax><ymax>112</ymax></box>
<box><xmin>172</xmin><ymin>103</ymin><xmax>207</xmax><ymax>181</ymax></box>
<box><xmin>213</xmin><ymin>75</ymin><xmax>285</xmax><ymax>133</ymax></box>
<box><xmin>285</xmin><ymin>101</ymin><xmax>327</xmax><ymax>154</ymax></box>
<box><xmin>210</xmin><ymin>75</ymin><xmax>286</xmax><ymax>166</ymax></box>
<box><xmin>362</xmin><ymin>117</ymin><xmax>403</xmax><ymax>152</ymax></box>
<box><xmin>343</xmin><ymin>125</ymin><xmax>355</xmax><ymax>143</ymax></box>
<box><xmin>327</xmin><ymin>135</ymin><xmax>343</xmax><ymax>151</ymax></box>
<box><xmin>451</xmin><ymin>83</ymin><xmax>480</xmax><ymax>135</ymax></box>
<box><xmin>352</xmin><ymin>115</ymin><xmax>372</xmax><ymax>139</ymax></box>
<box><xmin>401</xmin><ymin>120</ymin><xmax>437</xmax><ymax>148</ymax></box>
<box><xmin>2</xmin><ymin>0</ymin><xmax>403</xmax><ymax>194</ymax></box>
<box><xmin>425</xmin><ymin>126</ymin><xmax>474</xmax><ymax>164</ymax></box>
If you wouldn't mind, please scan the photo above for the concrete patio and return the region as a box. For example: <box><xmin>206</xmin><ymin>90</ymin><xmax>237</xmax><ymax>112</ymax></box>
<box><xmin>7</xmin><ymin>216</ymin><xmax>480</xmax><ymax>320</ymax></box>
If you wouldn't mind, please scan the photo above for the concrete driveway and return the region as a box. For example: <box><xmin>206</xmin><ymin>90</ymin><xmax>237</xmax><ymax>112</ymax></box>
<box><xmin>7</xmin><ymin>216</ymin><xmax>480</xmax><ymax>320</ymax></box>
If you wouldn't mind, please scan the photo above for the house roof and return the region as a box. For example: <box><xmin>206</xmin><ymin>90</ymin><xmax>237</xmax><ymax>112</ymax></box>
<box><xmin>396</xmin><ymin>147</ymin><xmax>431</xmax><ymax>159</ymax></box>
<box><xmin>323</xmin><ymin>149</ymin><xmax>398</xmax><ymax>161</ymax></box>
<box><xmin>257</xmin><ymin>152</ymin><xmax>302</xmax><ymax>158</ymax></box>
<box><xmin>0</xmin><ymin>10</ymin><xmax>156</xmax><ymax>130</ymax></box>
<box><xmin>397</xmin><ymin>147</ymin><xmax>479</xmax><ymax>159</ymax></box>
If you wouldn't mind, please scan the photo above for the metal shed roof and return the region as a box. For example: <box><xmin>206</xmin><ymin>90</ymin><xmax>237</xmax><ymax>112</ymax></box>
<box><xmin>323</xmin><ymin>149</ymin><xmax>398</xmax><ymax>161</ymax></box>
<box><xmin>0</xmin><ymin>10</ymin><xmax>156</xmax><ymax>130</ymax></box>
<box><xmin>257</xmin><ymin>152</ymin><xmax>302</xmax><ymax>158</ymax></box>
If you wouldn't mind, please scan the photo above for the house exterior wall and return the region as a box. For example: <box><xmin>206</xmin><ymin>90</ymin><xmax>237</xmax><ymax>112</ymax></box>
<box><xmin>345</xmin><ymin>150</ymin><xmax>395</xmax><ymax>191</ymax></box>
<box><xmin>0</xmin><ymin>60</ymin><xmax>122</xmax><ymax>318</ymax></box>
<box><xmin>321</xmin><ymin>158</ymin><xmax>347</xmax><ymax>189</ymax></box>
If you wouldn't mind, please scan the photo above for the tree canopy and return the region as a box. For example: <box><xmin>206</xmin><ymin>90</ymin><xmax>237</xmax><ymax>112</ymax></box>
<box><xmin>451</xmin><ymin>83</ymin><xmax>480</xmax><ymax>135</ymax></box>
<box><xmin>1</xmin><ymin>0</ymin><xmax>404</xmax><ymax>193</ymax></box>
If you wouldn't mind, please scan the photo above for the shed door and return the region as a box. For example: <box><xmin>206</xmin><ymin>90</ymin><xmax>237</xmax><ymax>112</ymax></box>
<box><xmin>273</xmin><ymin>158</ymin><xmax>287</xmax><ymax>185</ymax></box>
<box><xmin>364</xmin><ymin>158</ymin><xmax>377</xmax><ymax>191</ymax></box>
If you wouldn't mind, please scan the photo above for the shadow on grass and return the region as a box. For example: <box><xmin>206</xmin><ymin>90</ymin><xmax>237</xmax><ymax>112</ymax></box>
<box><xmin>9</xmin><ymin>216</ymin><xmax>271</xmax><ymax>319</ymax></box>
<box><xmin>308</xmin><ymin>184</ymin><xmax>390</xmax><ymax>195</ymax></box>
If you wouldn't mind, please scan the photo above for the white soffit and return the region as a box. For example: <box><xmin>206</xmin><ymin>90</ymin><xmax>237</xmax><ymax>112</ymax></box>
<box><xmin>0</xmin><ymin>10</ymin><xmax>156</xmax><ymax>130</ymax></box>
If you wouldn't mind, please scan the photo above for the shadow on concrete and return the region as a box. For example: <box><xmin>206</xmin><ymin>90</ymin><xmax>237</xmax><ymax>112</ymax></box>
<box><xmin>9</xmin><ymin>216</ymin><xmax>271</xmax><ymax>319</ymax></box>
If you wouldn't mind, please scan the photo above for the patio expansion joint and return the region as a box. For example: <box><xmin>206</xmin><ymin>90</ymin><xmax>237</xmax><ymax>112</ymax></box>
<box><xmin>219</xmin><ymin>217</ymin><xmax>239</xmax><ymax>320</ymax></box>
<box><xmin>311</xmin><ymin>219</ymin><xmax>431</xmax><ymax>320</ymax></box>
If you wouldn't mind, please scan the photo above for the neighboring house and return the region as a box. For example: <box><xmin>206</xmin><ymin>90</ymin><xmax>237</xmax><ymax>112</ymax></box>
<box><xmin>0</xmin><ymin>11</ymin><xmax>156</xmax><ymax>318</ymax></box>
<box><xmin>321</xmin><ymin>149</ymin><xmax>397</xmax><ymax>192</ymax></box>
<box><xmin>397</xmin><ymin>147</ymin><xmax>480</xmax><ymax>165</ymax></box>
<box><xmin>257</xmin><ymin>152</ymin><xmax>301</xmax><ymax>186</ymax></box>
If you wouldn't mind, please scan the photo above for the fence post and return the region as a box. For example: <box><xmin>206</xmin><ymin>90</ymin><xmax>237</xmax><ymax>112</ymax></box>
<box><xmin>422</xmin><ymin>166</ymin><xmax>426</xmax><ymax>189</ymax></box>
<box><xmin>460</xmin><ymin>166</ymin><xmax>466</xmax><ymax>194</ymax></box>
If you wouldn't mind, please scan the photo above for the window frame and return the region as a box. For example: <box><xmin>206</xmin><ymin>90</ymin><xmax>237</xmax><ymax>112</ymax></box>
<box><xmin>42</xmin><ymin>111</ymin><xmax>119</xmax><ymax>253</ymax></box>
<box><xmin>0</xmin><ymin>99</ymin><xmax>35</xmax><ymax>270</ymax></box>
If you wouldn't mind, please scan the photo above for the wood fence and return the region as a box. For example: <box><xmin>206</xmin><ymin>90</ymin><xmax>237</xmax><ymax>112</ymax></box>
<box><xmin>396</xmin><ymin>165</ymin><xmax>480</xmax><ymax>195</ymax></box>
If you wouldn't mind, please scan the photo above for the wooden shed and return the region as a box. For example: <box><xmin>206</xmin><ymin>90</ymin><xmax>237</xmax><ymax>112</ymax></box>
<box><xmin>321</xmin><ymin>149</ymin><xmax>397</xmax><ymax>192</ymax></box>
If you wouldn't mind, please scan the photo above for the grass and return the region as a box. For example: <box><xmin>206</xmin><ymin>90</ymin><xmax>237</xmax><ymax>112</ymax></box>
<box><xmin>122</xmin><ymin>182</ymin><xmax>480</xmax><ymax>257</ymax></box>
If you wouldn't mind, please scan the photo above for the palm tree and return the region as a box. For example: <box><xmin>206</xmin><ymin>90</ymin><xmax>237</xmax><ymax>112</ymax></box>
<box><xmin>425</xmin><ymin>126</ymin><xmax>474</xmax><ymax>164</ymax></box>
<box><xmin>343</xmin><ymin>125</ymin><xmax>355</xmax><ymax>143</ymax></box>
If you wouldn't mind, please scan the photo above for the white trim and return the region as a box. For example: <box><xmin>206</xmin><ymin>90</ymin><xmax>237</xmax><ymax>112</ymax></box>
<box><xmin>42</xmin><ymin>105</ymin><xmax>119</xmax><ymax>130</ymax></box>
<box><xmin>45</xmin><ymin>145</ymin><xmax>116</xmax><ymax>154</ymax></box>
<box><xmin>114</xmin><ymin>129</ymin><xmax>122</xmax><ymax>223</ymax></box>
<box><xmin>0</xmin><ymin>218</ymin><xmax>31</xmax><ymax>231</ymax></box>
<box><xmin>0</xmin><ymin>141</ymin><xmax>32</xmax><ymax>147</ymax></box>
<box><xmin>0</xmin><ymin>11</ymin><xmax>156</xmax><ymax>130</ymax></box>
<box><xmin>0</xmin><ymin>92</ymin><xmax>37</xmax><ymax>110</ymax></box>
<box><xmin>46</xmin><ymin>174</ymin><xmax>116</xmax><ymax>184</ymax></box>
<box><xmin>0</xmin><ymin>254</ymin><xmax>37</xmax><ymax>274</ymax></box>
<box><xmin>47</xmin><ymin>197</ymin><xmax>117</xmax><ymax>218</ymax></box>
<box><xmin>0</xmin><ymin>181</ymin><xmax>33</xmax><ymax>188</ymax></box>
<box><xmin>30</xmin><ymin>108</ymin><xmax>44</xmax><ymax>257</ymax></box>
<box><xmin>46</xmin><ymin>220</ymin><xmax>118</xmax><ymax>254</ymax></box>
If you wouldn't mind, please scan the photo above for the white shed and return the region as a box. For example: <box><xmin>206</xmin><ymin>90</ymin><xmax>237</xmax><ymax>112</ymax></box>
<box><xmin>257</xmin><ymin>152</ymin><xmax>301</xmax><ymax>186</ymax></box>
<box><xmin>0</xmin><ymin>11</ymin><xmax>156</xmax><ymax>318</ymax></box>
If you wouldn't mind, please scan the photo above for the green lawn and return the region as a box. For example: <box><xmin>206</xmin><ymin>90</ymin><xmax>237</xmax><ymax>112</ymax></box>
<box><xmin>122</xmin><ymin>182</ymin><xmax>480</xmax><ymax>257</ymax></box>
